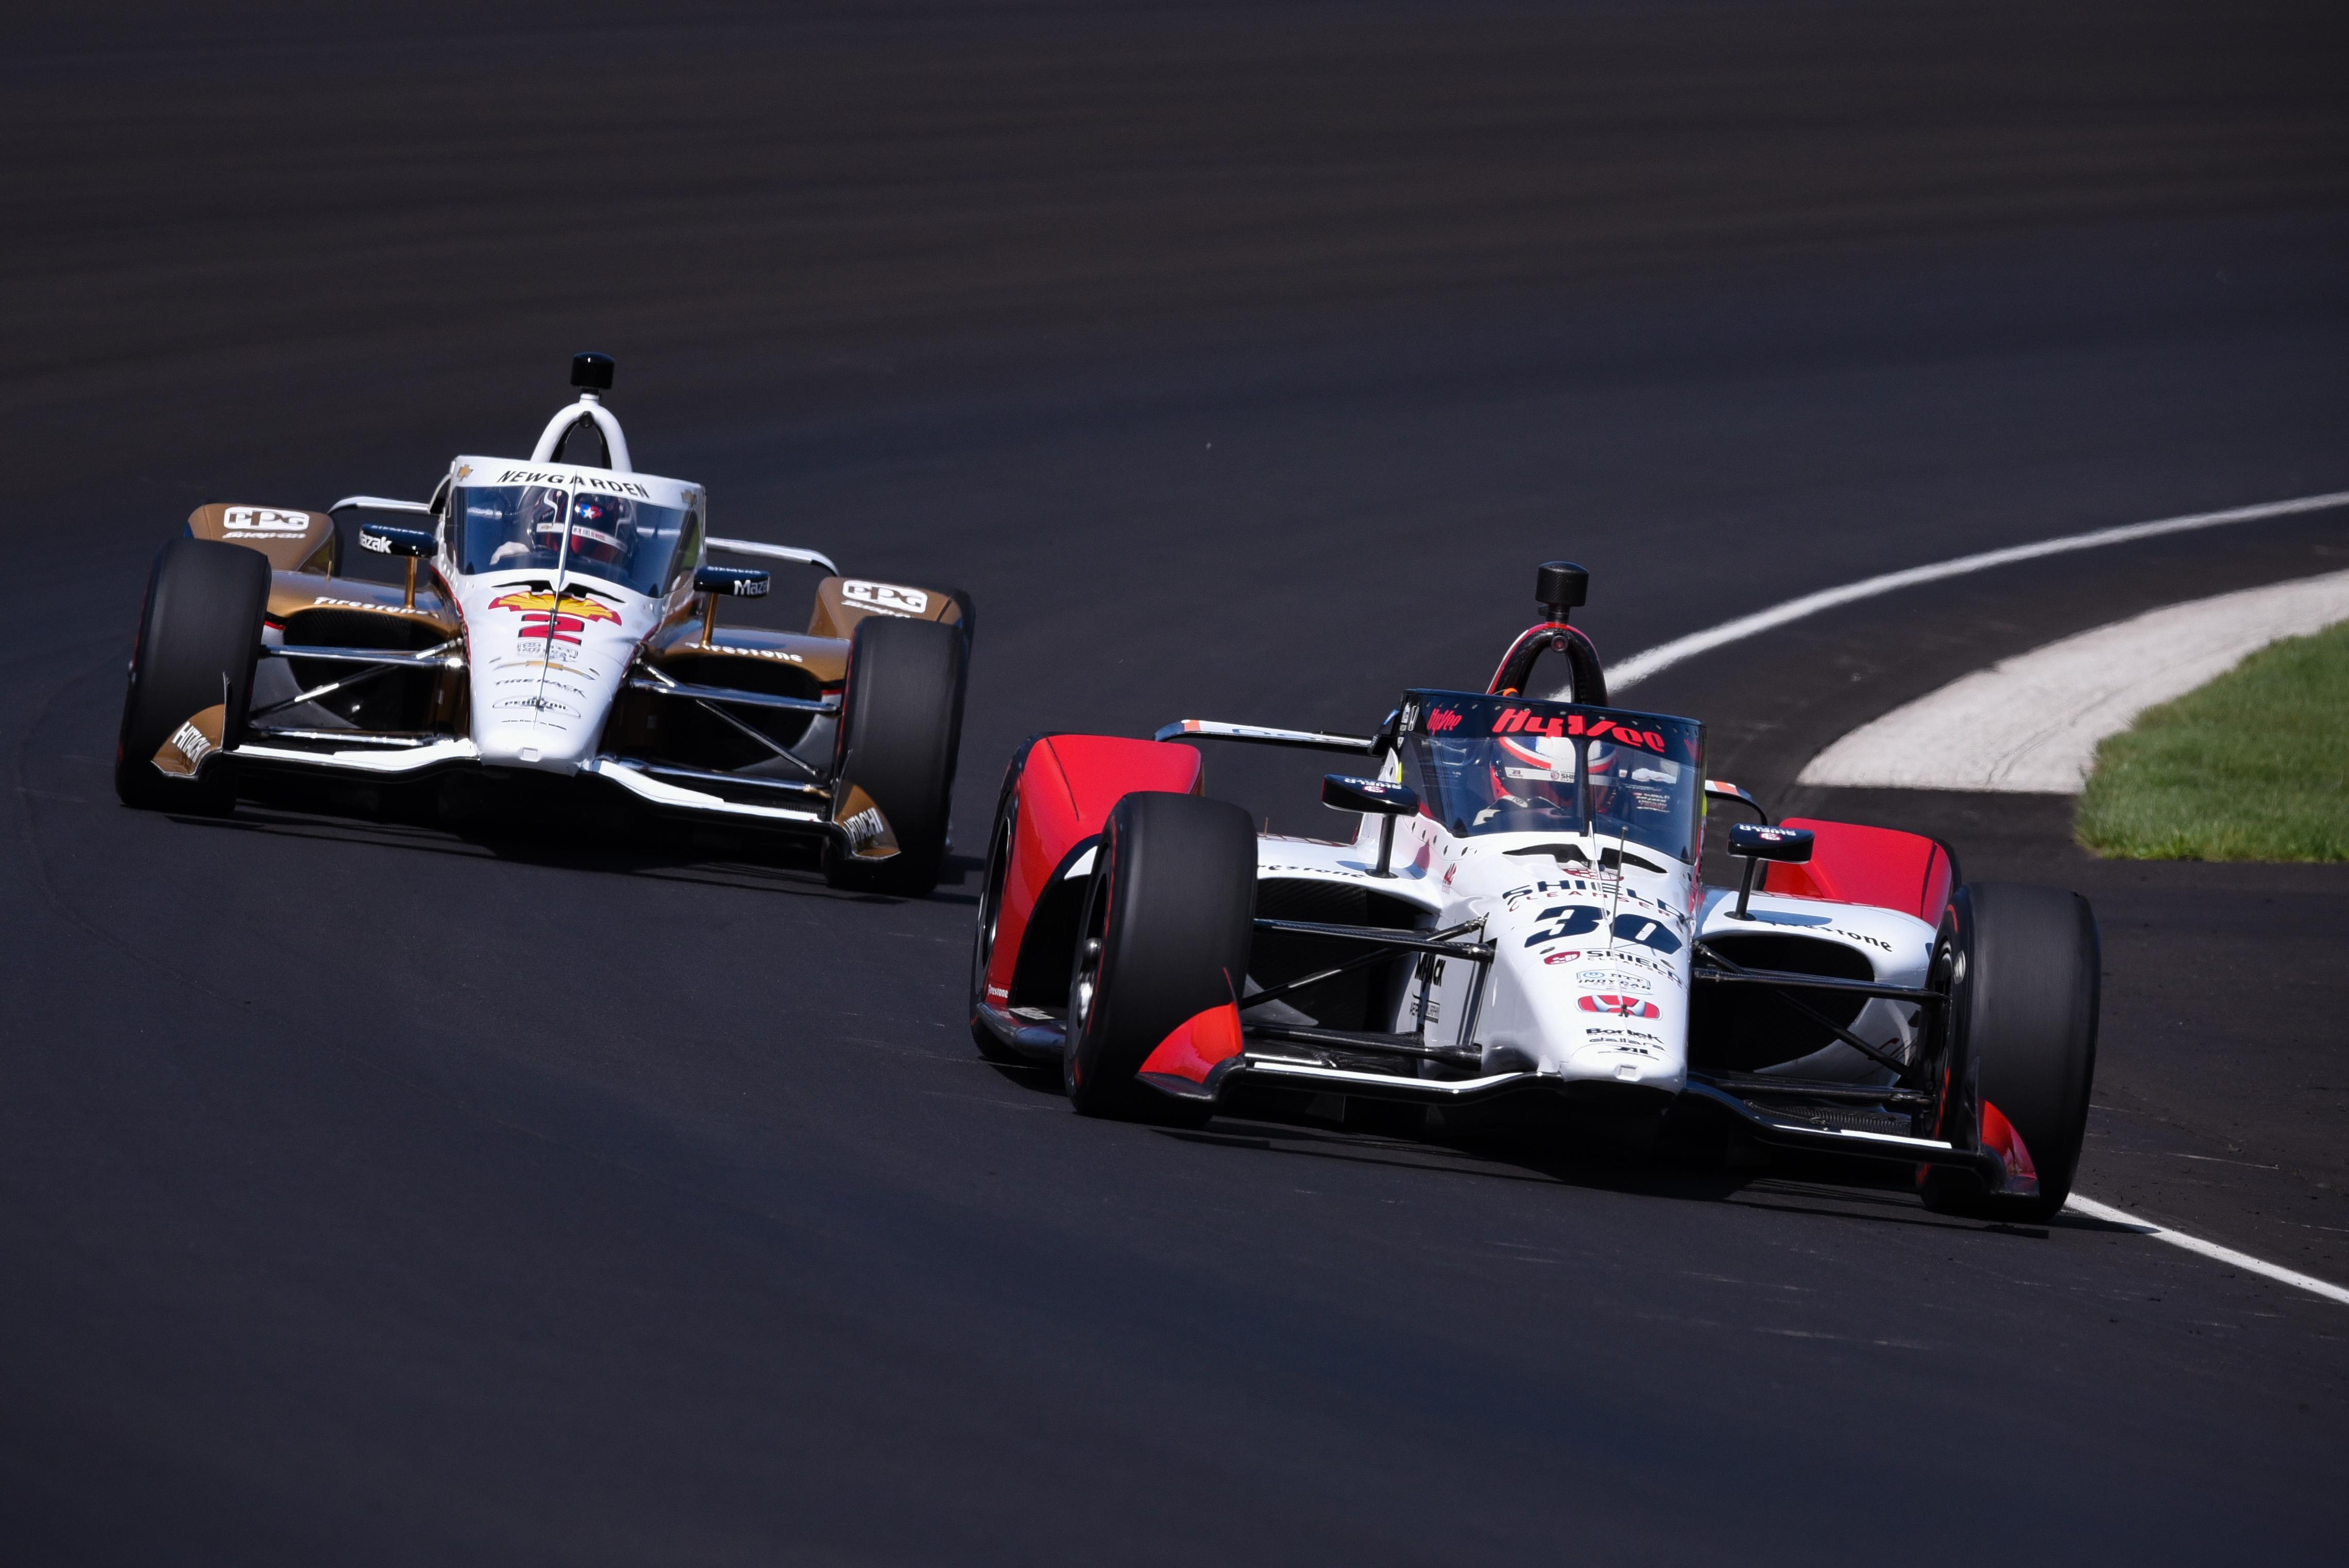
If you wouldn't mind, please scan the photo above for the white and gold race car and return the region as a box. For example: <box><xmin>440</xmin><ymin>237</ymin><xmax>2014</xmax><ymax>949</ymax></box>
<box><xmin>116</xmin><ymin>354</ymin><xmax>971</xmax><ymax>893</ymax></box>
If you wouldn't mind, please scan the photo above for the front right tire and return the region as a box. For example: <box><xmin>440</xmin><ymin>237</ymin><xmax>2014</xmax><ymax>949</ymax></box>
<box><xmin>823</xmin><ymin>612</ymin><xmax>968</xmax><ymax>896</ymax></box>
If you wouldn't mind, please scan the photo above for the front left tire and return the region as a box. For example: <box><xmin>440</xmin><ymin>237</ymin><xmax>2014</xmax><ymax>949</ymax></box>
<box><xmin>1064</xmin><ymin>790</ymin><xmax>1255</xmax><ymax>1120</ymax></box>
<box><xmin>116</xmin><ymin>536</ymin><xmax>270</xmax><ymax>814</ymax></box>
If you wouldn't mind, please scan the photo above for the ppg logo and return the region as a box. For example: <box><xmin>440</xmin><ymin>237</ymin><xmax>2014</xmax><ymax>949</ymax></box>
<box><xmin>843</xmin><ymin>580</ymin><xmax>929</xmax><ymax>615</ymax></box>
<box><xmin>223</xmin><ymin>507</ymin><xmax>311</xmax><ymax>535</ymax></box>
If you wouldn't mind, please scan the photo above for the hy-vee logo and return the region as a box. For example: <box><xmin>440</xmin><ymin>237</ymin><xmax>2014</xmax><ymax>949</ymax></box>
<box><xmin>1492</xmin><ymin>707</ymin><xmax>1667</xmax><ymax>753</ymax></box>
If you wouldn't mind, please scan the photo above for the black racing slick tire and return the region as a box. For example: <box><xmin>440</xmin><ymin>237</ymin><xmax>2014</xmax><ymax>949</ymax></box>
<box><xmin>1921</xmin><ymin>882</ymin><xmax>2101</xmax><ymax>1224</ymax></box>
<box><xmin>966</xmin><ymin>738</ymin><xmax>1043</xmax><ymax>1064</ymax></box>
<box><xmin>823</xmin><ymin>613</ymin><xmax>967</xmax><ymax>896</ymax></box>
<box><xmin>1064</xmin><ymin>791</ymin><xmax>1255</xmax><ymax>1121</ymax></box>
<box><xmin>116</xmin><ymin>536</ymin><xmax>270</xmax><ymax>814</ymax></box>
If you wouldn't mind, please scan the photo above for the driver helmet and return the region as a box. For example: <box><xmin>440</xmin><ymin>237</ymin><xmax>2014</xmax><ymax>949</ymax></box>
<box><xmin>1489</xmin><ymin>731</ymin><xmax>1579</xmax><ymax>817</ymax></box>
<box><xmin>1490</xmin><ymin>732</ymin><xmax>1622</xmax><ymax>817</ymax></box>
<box><xmin>564</xmin><ymin>492</ymin><xmax>635</xmax><ymax>570</ymax></box>
<box><xmin>529</xmin><ymin>487</ymin><xmax>571</xmax><ymax>555</ymax></box>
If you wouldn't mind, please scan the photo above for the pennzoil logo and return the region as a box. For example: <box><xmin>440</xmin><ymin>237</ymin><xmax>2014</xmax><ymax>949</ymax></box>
<box><xmin>488</xmin><ymin>590</ymin><xmax>621</xmax><ymax>646</ymax></box>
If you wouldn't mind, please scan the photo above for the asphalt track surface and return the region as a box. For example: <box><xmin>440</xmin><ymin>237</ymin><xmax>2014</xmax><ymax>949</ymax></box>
<box><xmin>8</xmin><ymin>4</ymin><xmax>2349</xmax><ymax>1561</ymax></box>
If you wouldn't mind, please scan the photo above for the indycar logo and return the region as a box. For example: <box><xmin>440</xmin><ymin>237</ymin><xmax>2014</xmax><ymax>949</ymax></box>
<box><xmin>1579</xmin><ymin>993</ymin><xmax>1660</xmax><ymax>1019</ymax></box>
<box><xmin>488</xmin><ymin>590</ymin><xmax>622</xmax><ymax>646</ymax></box>
<box><xmin>843</xmin><ymin>580</ymin><xmax>930</xmax><ymax>616</ymax></box>
<box><xmin>1576</xmin><ymin>968</ymin><xmax>1652</xmax><ymax>991</ymax></box>
<box><xmin>223</xmin><ymin>506</ymin><xmax>312</xmax><ymax>535</ymax></box>
<box><xmin>1491</xmin><ymin>707</ymin><xmax>1666</xmax><ymax>753</ymax></box>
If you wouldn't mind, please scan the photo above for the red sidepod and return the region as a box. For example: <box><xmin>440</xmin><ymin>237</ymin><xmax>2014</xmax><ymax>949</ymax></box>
<box><xmin>1760</xmin><ymin>817</ymin><xmax>1957</xmax><ymax>927</ymax></box>
<box><xmin>982</xmin><ymin>735</ymin><xmax>1203</xmax><ymax>1004</ymax></box>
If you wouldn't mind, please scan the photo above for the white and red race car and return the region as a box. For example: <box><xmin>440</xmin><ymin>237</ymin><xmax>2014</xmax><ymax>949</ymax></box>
<box><xmin>968</xmin><ymin>564</ymin><xmax>2099</xmax><ymax>1220</ymax></box>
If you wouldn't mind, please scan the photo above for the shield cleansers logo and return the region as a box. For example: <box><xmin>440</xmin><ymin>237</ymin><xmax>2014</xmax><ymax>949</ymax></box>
<box><xmin>488</xmin><ymin>590</ymin><xmax>621</xmax><ymax>645</ymax></box>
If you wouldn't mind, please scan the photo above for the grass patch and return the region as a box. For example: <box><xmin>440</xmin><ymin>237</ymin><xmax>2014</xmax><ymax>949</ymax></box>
<box><xmin>2076</xmin><ymin>617</ymin><xmax>2349</xmax><ymax>860</ymax></box>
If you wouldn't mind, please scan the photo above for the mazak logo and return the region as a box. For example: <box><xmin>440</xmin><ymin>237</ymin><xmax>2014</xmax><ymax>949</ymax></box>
<box><xmin>1579</xmin><ymin>993</ymin><xmax>1660</xmax><ymax>1019</ymax></box>
<box><xmin>489</xmin><ymin>590</ymin><xmax>621</xmax><ymax>647</ymax></box>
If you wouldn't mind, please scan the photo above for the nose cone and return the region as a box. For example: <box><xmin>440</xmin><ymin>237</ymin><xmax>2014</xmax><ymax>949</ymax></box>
<box><xmin>1494</xmin><ymin>867</ymin><xmax>1691</xmax><ymax>1089</ymax></box>
<box><xmin>458</xmin><ymin>579</ymin><xmax>644</xmax><ymax>773</ymax></box>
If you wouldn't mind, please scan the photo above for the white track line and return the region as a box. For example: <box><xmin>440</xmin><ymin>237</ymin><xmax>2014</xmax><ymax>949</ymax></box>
<box><xmin>1797</xmin><ymin>568</ymin><xmax>2349</xmax><ymax>791</ymax></box>
<box><xmin>1609</xmin><ymin>489</ymin><xmax>2349</xmax><ymax>691</ymax></box>
<box><xmin>1601</xmin><ymin>487</ymin><xmax>2349</xmax><ymax>1304</ymax></box>
<box><xmin>2064</xmin><ymin>1195</ymin><xmax>2349</xmax><ymax>1307</ymax></box>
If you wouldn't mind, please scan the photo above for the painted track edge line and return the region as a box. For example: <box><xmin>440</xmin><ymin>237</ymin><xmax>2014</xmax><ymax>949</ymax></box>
<box><xmin>2064</xmin><ymin>1192</ymin><xmax>2349</xmax><ymax>1307</ymax></box>
<box><xmin>1610</xmin><ymin>489</ymin><xmax>2349</xmax><ymax>690</ymax></box>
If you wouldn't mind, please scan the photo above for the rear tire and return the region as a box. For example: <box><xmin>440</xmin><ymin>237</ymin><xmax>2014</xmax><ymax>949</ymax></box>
<box><xmin>116</xmin><ymin>537</ymin><xmax>269</xmax><ymax>814</ymax></box>
<box><xmin>1064</xmin><ymin>791</ymin><xmax>1255</xmax><ymax>1121</ymax></box>
<box><xmin>1921</xmin><ymin>882</ymin><xmax>2100</xmax><ymax>1223</ymax></box>
<box><xmin>823</xmin><ymin>613</ymin><xmax>966</xmax><ymax>896</ymax></box>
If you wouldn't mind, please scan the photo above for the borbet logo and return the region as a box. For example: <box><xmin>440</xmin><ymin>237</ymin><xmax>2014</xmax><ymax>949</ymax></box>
<box><xmin>1490</xmin><ymin>707</ymin><xmax>1666</xmax><ymax>752</ymax></box>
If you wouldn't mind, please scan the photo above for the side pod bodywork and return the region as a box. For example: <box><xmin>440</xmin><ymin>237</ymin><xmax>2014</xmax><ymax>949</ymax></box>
<box><xmin>976</xmin><ymin>735</ymin><xmax>1202</xmax><ymax>1036</ymax></box>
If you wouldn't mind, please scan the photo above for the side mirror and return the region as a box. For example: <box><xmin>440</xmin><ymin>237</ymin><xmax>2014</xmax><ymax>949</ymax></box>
<box><xmin>694</xmin><ymin>566</ymin><xmax>771</xmax><ymax>598</ymax></box>
<box><xmin>1322</xmin><ymin>775</ymin><xmax>1419</xmax><ymax>816</ymax></box>
<box><xmin>693</xmin><ymin>565</ymin><xmax>769</xmax><ymax>647</ymax></box>
<box><xmin>359</xmin><ymin>521</ymin><xmax>435</xmax><ymax>611</ymax></box>
<box><xmin>1726</xmin><ymin>822</ymin><xmax>1813</xmax><ymax>921</ymax></box>
<box><xmin>1323</xmin><ymin>775</ymin><xmax>1419</xmax><ymax>878</ymax></box>
<box><xmin>1705</xmin><ymin>779</ymin><xmax>1768</xmax><ymax>824</ymax></box>
<box><xmin>1729</xmin><ymin>823</ymin><xmax>1812</xmax><ymax>863</ymax></box>
<box><xmin>359</xmin><ymin>522</ymin><xmax>435</xmax><ymax>558</ymax></box>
